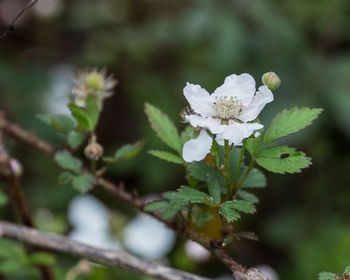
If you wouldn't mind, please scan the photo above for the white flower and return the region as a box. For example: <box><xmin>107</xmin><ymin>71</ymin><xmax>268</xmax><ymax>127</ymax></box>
<box><xmin>182</xmin><ymin>130</ymin><xmax>212</xmax><ymax>163</ymax></box>
<box><xmin>182</xmin><ymin>73</ymin><xmax>273</xmax><ymax>162</ymax></box>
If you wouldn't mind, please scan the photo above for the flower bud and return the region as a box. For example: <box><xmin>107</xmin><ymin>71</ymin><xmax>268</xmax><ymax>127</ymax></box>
<box><xmin>84</xmin><ymin>141</ymin><xmax>103</xmax><ymax>161</ymax></box>
<box><xmin>262</xmin><ymin>72</ymin><xmax>281</xmax><ymax>90</ymax></box>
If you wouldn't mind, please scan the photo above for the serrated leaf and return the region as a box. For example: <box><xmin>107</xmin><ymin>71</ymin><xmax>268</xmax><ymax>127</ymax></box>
<box><xmin>72</xmin><ymin>174</ymin><xmax>96</xmax><ymax>193</ymax></box>
<box><xmin>67</xmin><ymin>131</ymin><xmax>85</xmax><ymax>149</ymax></box>
<box><xmin>68</xmin><ymin>103</ymin><xmax>92</xmax><ymax>131</ymax></box>
<box><xmin>30</xmin><ymin>252</ymin><xmax>55</xmax><ymax>265</ymax></box>
<box><xmin>237</xmin><ymin>190</ymin><xmax>259</xmax><ymax>204</ymax></box>
<box><xmin>104</xmin><ymin>140</ymin><xmax>145</xmax><ymax>163</ymax></box>
<box><xmin>144</xmin><ymin>201</ymin><xmax>169</xmax><ymax>211</ymax></box>
<box><xmin>85</xmin><ymin>95</ymin><xmax>100</xmax><ymax>130</ymax></box>
<box><xmin>54</xmin><ymin>150</ymin><xmax>82</xmax><ymax>173</ymax></box>
<box><xmin>177</xmin><ymin>186</ymin><xmax>214</xmax><ymax>205</ymax></box>
<box><xmin>162</xmin><ymin>191</ymin><xmax>177</xmax><ymax>200</ymax></box>
<box><xmin>188</xmin><ymin>162</ymin><xmax>223</xmax><ymax>182</ymax></box>
<box><xmin>246</xmin><ymin>135</ymin><xmax>263</xmax><ymax>157</ymax></box>
<box><xmin>51</xmin><ymin>115</ymin><xmax>75</xmax><ymax>133</ymax></box>
<box><xmin>241</xmin><ymin>168</ymin><xmax>267</xmax><ymax>188</ymax></box>
<box><xmin>161</xmin><ymin>208</ymin><xmax>179</xmax><ymax>219</ymax></box>
<box><xmin>219</xmin><ymin>202</ymin><xmax>241</xmax><ymax>223</ymax></box>
<box><xmin>207</xmin><ymin>175</ymin><xmax>221</xmax><ymax>204</ymax></box>
<box><xmin>318</xmin><ymin>272</ymin><xmax>337</xmax><ymax>280</ymax></box>
<box><xmin>145</xmin><ymin>103</ymin><xmax>181</xmax><ymax>153</ymax></box>
<box><xmin>223</xmin><ymin>200</ymin><xmax>256</xmax><ymax>214</ymax></box>
<box><xmin>58</xmin><ymin>172</ymin><xmax>74</xmax><ymax>185</ymax></box>
<box><xmin>235</xmin><ymin>231</ymin><xmax>259</xmax><ymax>241</ymax></box>
<box><xmin>256</xmin><ymin>146</ymin><xmax>312</xmax><ymax>174</ymax></box>
<box><xmin>149</xmin><ymin>150</ymin><xmax>184</xmax><ymax>164</ymax></box>
<box><xmin>264</xmin><ymin>107</ymin><xmax>323</xmax><ymax>145</ymax></box>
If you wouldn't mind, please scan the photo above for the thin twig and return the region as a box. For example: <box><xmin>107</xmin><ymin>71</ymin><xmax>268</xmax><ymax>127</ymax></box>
<box><xmin>0</xmin><ymin>0</ymin><xmax>39</xmax><ymax>41</ymax></box>
<box><xmin>0</xmin><ymin>115</ymin><xmax>246</xmax><ymax>273</ymax></box>
<box><xmin>0</xmin><ymin>221</ymin><xmax>212</xmax><ymax>280</ymax></box>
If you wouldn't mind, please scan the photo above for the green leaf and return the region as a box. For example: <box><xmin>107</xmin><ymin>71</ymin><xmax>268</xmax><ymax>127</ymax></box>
<box><xmin>149</xmin><ymin>150</ymin><xmax>184</xmax><ymax>164</ymax></box>
<box><xmin>256</xmin><ymin>146</ymin><xmax>312</xmax><ymax>174</ymax></box>
<box><xmin>58</xmin><ymin>172</ymin><xmax>75</xmax><ymax>185</ymax></box>
<box><xmin>237</xmin><ymin>190</ymin><xmax>259</xmax><ymax>204</ymax></box>
<box><xmin>246</xmin><ymin>135</ymin><xmax>263</xmax><ymax>157</ymax></box>
<box><xmin>241</xmin><ymin>168</ymin><xmax>267</xmax><ymax>188</ymax></box>
<box><xmin>144</xmin><ymin>201</ymin><xmax>169</xmax><ymax>212</ymax></box>
<box><xmin>344</xmin><ymin>267</ymin><xmax>350</xmax><ymax>274</ymax></box>
<box><xmin>207</xmin><ymin>175</ymin><xmax>221</xmax><ymax>204</ymax></box>
<box><xmin>144</xmin><ymin>103</ymin><xmax>181</xmax><ymax>153</ymax></box>
<box><xmin>0</xmin><ymin>189</ymin><xmax>8</xmax><ymax>207</ymax></box>
<box><xmin>219</xmin><ymin>202</ymin><xmax>241</xmax><ymax>222</ymax></box>
<box><xmin>84</xmin><ymin>94</ymin><xmax>100</xmax><ymax>130</ymax></box>
<box><xmin>72</xmin><ymin>174</ymin><xmax>96</xmax><ymax>193</ymax></box>
<box><xmin>162</xmin><ymin>191</ymin><xmax>177</xmax><ymax>200</ymax></box>
<box><xmin>180</xmin><ymin>126</ymin><xmax>195</xmax><ymax>146</ymax></box>
<box><xmin>54</xmin><ymin>150</ymin><xmax>82</xmax><ymax>173</ymax></box>
<box><xmin>30</xmin><ymin>252</ymin><xmax>55</xmax><ymax>265</ymax></box>
<box><xmin>161</xmin><ymin>208</ymin><xmax>179</xmax><ymax>220</ymax></box>
<box><xmin>188</xmin><ymin>162</ymin><xmax>223</xmax><ymax>182</ymax></box>
<box><xmin>0</xmin><ymin>240</ymin><xmax>20</xmax><ymax>258</ymax></box>
<box><xmin>104</xmin><ymin>140</ymin><xmax>145</xmax><ymax>163</ymax></box>
<box><xmin>67</xmin><ymin>131</ymin><xmax>85</xmax><ymax>149</ymax></box>
<box><xmin>264</xmin><ymin>107</ymin><xmax>323</xmax><ymax>145</ymax></box>
<box><xmin>318</xmin><ymin>272</ymin><xmax>337</xmax><ymax>280</ymax></box>
<box><xmin>177</xmin><ymin>186</ymin><xmax>214</xmax><ymax>205</ymax></box>
<box><xmin>68</xmin><ymin>103</ymin><xmax>91</xmax><ymax>131</ymax></box>
<box><xmin>51</xmin><ymin>115</ymin><xmax>75</xmax><ymax>133</ymax></box>
<box><xmin>223</xmin><ymin>200</ymin><xmax>256</xmax><ymax>214</ymax></box>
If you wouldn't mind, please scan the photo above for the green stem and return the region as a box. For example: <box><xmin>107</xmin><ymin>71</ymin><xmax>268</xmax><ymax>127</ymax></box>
<box><xmin>231</xmin><ymin>140</ymin><xmax>246</xmax><ymax>194</ymax></box>
<box><xmin>233</xmin><ymin>158</ymin><xmax>256</xmax><ymax>197</ymax></box>
<box><xmin>90</xmin><ymin>159</ymin><xmax>96</xmax><ymax>174</ymax></box>
<box><xmin>224</xmin><ymin>140</ymin><xmax>231</xmax><ymax>188</ymax></box>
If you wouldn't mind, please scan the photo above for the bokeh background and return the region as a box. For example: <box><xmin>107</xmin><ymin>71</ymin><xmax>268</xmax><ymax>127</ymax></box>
<box><xmin>0</xmin><ymin>0</ymin><xmax>350</xmax><ymax>279</ymax></box>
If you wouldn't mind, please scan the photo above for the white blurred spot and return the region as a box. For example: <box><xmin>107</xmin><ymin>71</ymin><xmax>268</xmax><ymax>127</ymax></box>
<box><xmin>184</xmin><ymin>240</ymin><xmax>210</xmax><ymax>261</ymax></box>
<box><xmin>123</xmin><ymin>214</ymin><xmax>175</xmax><ymax>259</ymax></box>
<box><xmin>255</xmin><ymin>264</ymin><xmax>279</xmax><ymax>280</ymax></box>
<box><xmin>68</xmin><ymin>195</ymin><xmax>121</xmax><ymax>250</ymax></box>
<box><xmin>44</xmin><ymin>64</ymin><xmax>74</xmax><ymax>114</ymax></box>
<box><xmin>34</xmin><ymin>0</ymin><xmax>63</xmax><ymax>18</ymax></box>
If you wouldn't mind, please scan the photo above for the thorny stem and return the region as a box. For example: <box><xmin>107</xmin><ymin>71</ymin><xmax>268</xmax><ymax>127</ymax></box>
<box><xmin>230</xmin><ymin>140</ymin><xmax>247</xmax><ymax>195</ymax></box>
<box><xmin>0</xmin><ymin>115</ymin><xmax>246</xmax><ymax>274</ymax></box>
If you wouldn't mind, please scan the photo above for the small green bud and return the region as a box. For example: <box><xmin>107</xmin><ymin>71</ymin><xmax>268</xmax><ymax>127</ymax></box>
<box><xmin>262</xmin><ymin>72</ymin><xmax>281</xmax><ymax>90</ymax></box>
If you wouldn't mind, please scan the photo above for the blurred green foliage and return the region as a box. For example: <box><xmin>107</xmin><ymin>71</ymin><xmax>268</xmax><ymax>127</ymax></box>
<box><xmin>0</xmin><ymin>0</ymin><xmax>350</xmax><ymax>279</ymax></box>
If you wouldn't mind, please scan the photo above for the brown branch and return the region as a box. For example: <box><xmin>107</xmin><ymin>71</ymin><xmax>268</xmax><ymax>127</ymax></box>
<box><xmin>0</xmin><ymin>0</ymin><xmax>39</xmax><ymax>41</ymax></box>
<box><xmin>0</xmin><ymin>221</ymin><xmax>212</xmax><ymax>280</ymax></box>
<box><xmin>0</xmin><ymin>115</ymin><xmax>245</xmax><ymax>273</ymax></box>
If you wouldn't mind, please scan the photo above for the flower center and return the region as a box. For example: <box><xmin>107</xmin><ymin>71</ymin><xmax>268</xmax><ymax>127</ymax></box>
<box><xmin>213</xmin><ymin>96</ymin><xmax>243</xmax><ymax>120</ymax></box>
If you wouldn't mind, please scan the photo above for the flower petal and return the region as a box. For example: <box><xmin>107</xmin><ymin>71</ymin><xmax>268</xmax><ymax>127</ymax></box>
<box><xmin>186</xmin><ymin>114</ymin><xmax>224</xmax><ymax>134</ymax></box>
<box><xmin>212</xmin><ymin>73</ymin><xmax>256</xmax><ymax>106</ymax></box>
<box><xmin>183</xmin><ymin>83</ymin><xmax>215</xmax><ymax>117</ymax></box>
<box><xmin>182</xmin><ymin>130</ymin><xmax>212</xmax><ymax>162</ymax></box>
<box><xmin>216</xmin><ymin>121</ymin><xmax>263</xmax><ymax>146</ymax></box>
<box><xmin>237</xmin><ymin>85</ymin><xmax>273</xmax><ymax>122</ymax></box>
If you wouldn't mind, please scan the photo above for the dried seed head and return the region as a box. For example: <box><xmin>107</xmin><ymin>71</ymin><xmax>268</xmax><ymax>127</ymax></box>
<box><xmin>261</xmin><ymin>72</ymin><xmax>281</xmax><ymax>91</ymax></box>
